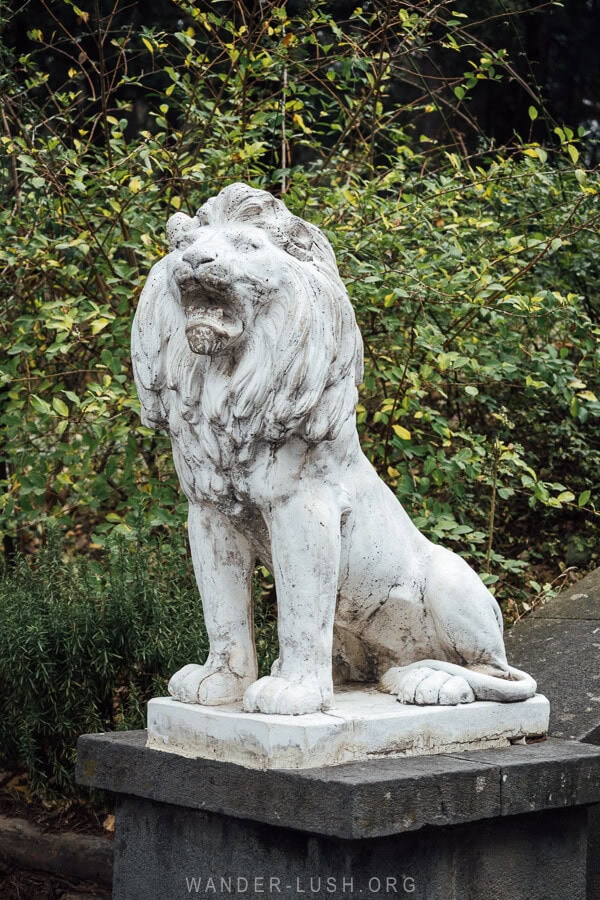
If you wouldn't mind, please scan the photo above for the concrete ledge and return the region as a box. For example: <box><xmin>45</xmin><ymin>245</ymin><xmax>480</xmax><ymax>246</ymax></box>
<box><xmin>76</xmin><ymin>730</ymin><xmax>600</xmax><ymax>840</ymax></box>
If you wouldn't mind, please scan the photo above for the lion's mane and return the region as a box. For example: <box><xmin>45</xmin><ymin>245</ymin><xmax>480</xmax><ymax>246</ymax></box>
<box><xmin>132</xmin><ymin>184</ymin><xmax>364</xmax><ymax>473</ymax></box>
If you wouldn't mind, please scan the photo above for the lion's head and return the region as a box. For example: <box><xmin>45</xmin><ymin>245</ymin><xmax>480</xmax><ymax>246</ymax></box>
<box><xmin>132</xmin><ymin>183</ymin><xmax>363</xmax><ymax>460</ymax></box>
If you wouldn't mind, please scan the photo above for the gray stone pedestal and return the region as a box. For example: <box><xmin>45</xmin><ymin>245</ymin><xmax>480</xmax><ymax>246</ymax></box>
<box><xmin>77</xmin><ymin>731</ymin><xmax>600</xmax><ymax>900</ymax></box>
<box><xmin>506</xmin><ymin>567</ymin><xmax>600</xmax><ymax>900</ymax></box>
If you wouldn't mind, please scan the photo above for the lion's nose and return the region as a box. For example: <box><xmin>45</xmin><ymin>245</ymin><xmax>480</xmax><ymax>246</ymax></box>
<box><xmin>182</xmin><ymin>244</ymin><xmax>216</xmax><ymax>267</ymax></box>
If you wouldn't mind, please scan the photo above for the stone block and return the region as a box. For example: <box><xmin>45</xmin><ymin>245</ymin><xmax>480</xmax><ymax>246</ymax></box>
<box><xmin>147</xmin><ymin>688</ymin><xmax>550</xmax><ymax>769</ymax></box>
<box><xmin>77</xmin><ymin>731</ymin><xmax>600</xmax><ymax>840</ymax></box>
<box><xmin>77</xmin><ymin>731</ymin><xmax>600</xmax><ymax>900</ymax></box>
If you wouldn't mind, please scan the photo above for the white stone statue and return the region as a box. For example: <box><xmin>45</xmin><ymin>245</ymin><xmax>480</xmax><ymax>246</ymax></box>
<box><xmin>132</xmin><ymin>183</ymin><xmax>537</xmax><ymax>716</ymax></box>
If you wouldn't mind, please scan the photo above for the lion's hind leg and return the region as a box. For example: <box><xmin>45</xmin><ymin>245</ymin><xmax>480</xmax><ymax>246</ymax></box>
<box><xmin>381</xmin><ymin>664</ymin><xmax>475</xmax><ymax>705</ymax></box>
<box><xmin>381</xmin><ymin>660</ymin><xmax>536</xmax><ymax>705</ymax></box>
<box><xmin>381</xmin><ymin>544</ymin><xmax>536</xmax><ymax>706</ymax></box>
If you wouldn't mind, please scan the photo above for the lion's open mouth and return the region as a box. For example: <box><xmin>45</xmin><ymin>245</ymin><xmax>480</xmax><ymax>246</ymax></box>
<box><xmin>186</xmin><ymin>302</ymin><xmax>241</xmax><ymax>339</ymax></box>
<box><xmin>178</xmin><ymin>278</ymin><xmax>244</xmax><ymax>350</ymax></box>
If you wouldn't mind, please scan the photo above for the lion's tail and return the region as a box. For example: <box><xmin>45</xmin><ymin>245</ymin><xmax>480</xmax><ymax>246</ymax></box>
<box><xmin>381</xmin><ymin>659</ymin><xmax>537</xmax><ymax>704</ymax></box>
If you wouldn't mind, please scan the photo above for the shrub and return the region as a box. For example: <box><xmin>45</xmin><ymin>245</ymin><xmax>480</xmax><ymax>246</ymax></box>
<box><xmin>0</xmin><ymin>1</ymin><xmax>597</xmax><ymax>613</ymax></box>
<box><xmin>0</xmin><ymin>524</ymin><xmax>277</xmax><ymax>798</ymax></box>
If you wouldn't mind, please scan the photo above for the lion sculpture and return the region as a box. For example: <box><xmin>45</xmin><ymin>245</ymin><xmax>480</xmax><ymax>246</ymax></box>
<box><xmin>132</xmin><ymin>183</ymin><xmax>537</xmax><ymax>716</ymax></box>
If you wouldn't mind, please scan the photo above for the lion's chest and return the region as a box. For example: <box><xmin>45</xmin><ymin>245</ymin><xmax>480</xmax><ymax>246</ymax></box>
<box><xmin>169</xmin><ymin>414</ymin><xmax>275</xmax><ymax>512</ymax></box>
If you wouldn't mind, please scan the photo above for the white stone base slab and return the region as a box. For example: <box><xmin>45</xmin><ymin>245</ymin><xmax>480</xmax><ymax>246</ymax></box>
<box><xmin>146</xmin><ymin>688</ymin><xmax>550</xmax><ymax>770</ymax></box>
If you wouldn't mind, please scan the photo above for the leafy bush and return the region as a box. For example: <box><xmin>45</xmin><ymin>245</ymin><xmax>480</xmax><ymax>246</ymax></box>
<box><xmin>0</xmin><ymin>525</ymin><xmax>277</xmax><ymax>798</ymax></box>
<box><xmin>0</xmin><ymin>1</ymin><xmax>597</xmax><ymax>613</ymax></box>
<box><xmin>314</xmin><ymin>160</ymin><xmax>599</xmax><ymax>610</ymax></box>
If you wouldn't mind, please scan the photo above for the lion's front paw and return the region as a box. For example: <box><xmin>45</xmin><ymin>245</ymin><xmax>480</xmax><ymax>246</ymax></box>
<box><xmin>381</xmin><ymin>665</ymin><xmax>475</xmax><ymax>706</ymax></box>
<box><xmin>168</xmin><ymin>663</ymin><xmax>253</xmax><ymax>706</ymax></box>
<box><xmin>243</xmin><ymin>675</ymin><xmax>330</xmax><ymax>715</ymax></box>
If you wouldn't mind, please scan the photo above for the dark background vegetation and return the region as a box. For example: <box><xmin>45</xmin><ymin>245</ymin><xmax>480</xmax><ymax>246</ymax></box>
<box><xmin>0</xmin><ymin>0</ymin><xmax>598</xmax><ymax>799</ymax></box>
<box><xmin>5</xmin><ymin>0</ymin><xmax>600</xmax><ymax>155</ymax></box>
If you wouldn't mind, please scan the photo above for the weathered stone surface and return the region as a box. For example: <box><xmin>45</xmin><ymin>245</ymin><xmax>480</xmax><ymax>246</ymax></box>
<box><xmin>505</xmin><ymin>567</ymin><xmax>600</xmax><ymax>899</ymax></box>
<box><xmin>459</xmin><ymin>738</ymin><xmax>600</xmax><ymax>814</ymax></box>
<box><xmin>534</xmin><ymin>567</ymin><xmax>600</xmax><ymax>620</ymax></box>
<box><xmin>111</xmin><ymin>797</ymin><xmax>588</xmax><ymax>900</ymax></box>
<box><xmin>147</xmin><ymin>690</ymin><xmax>549</xmax><ymax>768</ymax></box>
<box><xmin>589</xmin><ymin>806</ymin><xmax>600</xmax><ymax>900</ymax></box>
<box><xmin>506</xmin><ymin>569</ymin><xmax>600</xmax><ymax>742</ymax></box>
<box><xmin>131</xmin><ymin>181</ymin><xmax>539</xmax><ymax>721</ymax></box>
<box><xmin>77</xmin><ymin>731</ymin><xmax>600</xmax><ymax>840</ymax></box>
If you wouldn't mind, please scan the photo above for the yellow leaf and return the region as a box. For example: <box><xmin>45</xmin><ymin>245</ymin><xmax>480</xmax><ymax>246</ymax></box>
<box><xmin>129</xmin><ymin>176</ymin><xmax>142</xmax><ymax>194</ymax></box>
<box><xmin>292</xmin><ymin>113</ymin><xmax>312</xmax><ymax>134</ymax></box>
<box><xmin>73</xmin><ymin>5</ymin><xmax>89</xmax><ymax>23</ymax></box>
<box><xmin>392</xmin><ymin>424</ymin><xmax>411</xmax><ymax>441</ymax></box>
<box><xmin>91</xmin><ymin>318</ymin><xmax>111</xmax><ymax>335</ymax></box>
<box><xmin>142</xmin><ymin>37</ymin><xmax>154</xmax><ymax>54</ymax></box>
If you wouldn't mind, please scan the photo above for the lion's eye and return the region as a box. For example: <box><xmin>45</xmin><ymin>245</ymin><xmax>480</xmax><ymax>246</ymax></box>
<box><xmin>232</xmin><ymin>235</ymin><xmax>261</xmax><ymax>252</ymax></box>
<box><xmin>176</xmin><ymin>232</ymin><xmax>198</xmax><ymax>250</ymax></box>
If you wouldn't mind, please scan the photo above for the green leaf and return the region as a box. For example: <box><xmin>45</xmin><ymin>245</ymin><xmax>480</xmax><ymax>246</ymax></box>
<box><xmin>557</xmin><ymin>491</ymin><xmax>575</xmax><ymax>504</ymax></box>
<box><xmin>62</xmin><ymin>390</ymin><xmax>80</xmax><ymax>406</ymax></box>
<box><xmin>8</xmin><ymin>342</ymin><xmax>35</xmax><ymax>355</ymax></box>
<box><xmin>30</xmin><ymin>394</ymin><xmax>51</xmax><ymax>415</ymax></box>
<box><xmin>578</xmin><ymin>490</ymin><xmax>591</xmax><ymax>507</ymax></box>
<box><xmin>52</xmin><ymin>397</ymin><xmax>69</xmax><ymax>417</ymax></box>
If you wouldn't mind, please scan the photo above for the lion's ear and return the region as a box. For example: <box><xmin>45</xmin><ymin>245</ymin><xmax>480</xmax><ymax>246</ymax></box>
<box><xmin>166</xmin><ymin>212</ymin><xmax>195</xmax><ymax>250</ymax></box>
<box><xmin>285</xmin><ymin>217</ymin><xmax>313</xmax><ymax>262</ymax></box>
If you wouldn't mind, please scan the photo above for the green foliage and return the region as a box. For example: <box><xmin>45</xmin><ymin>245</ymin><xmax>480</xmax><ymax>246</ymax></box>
<box><xmin>0</xmin><ymin>525</ymin><xmax>277</xmax><ymax>798</ymax></box>
<box><xmin>0</xmin><ymin>0</ymin><xmax>598</xmax><ymax>616</ymax></box>
<box><xmin>310</xmin><ymin>158</ymin><xmax>599</xmax><ymax>604</ymax></box>
<box><xmin>0</xmin><ymin>525</ymin><xmax>202</xmax><ymax>796</ymax></box>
